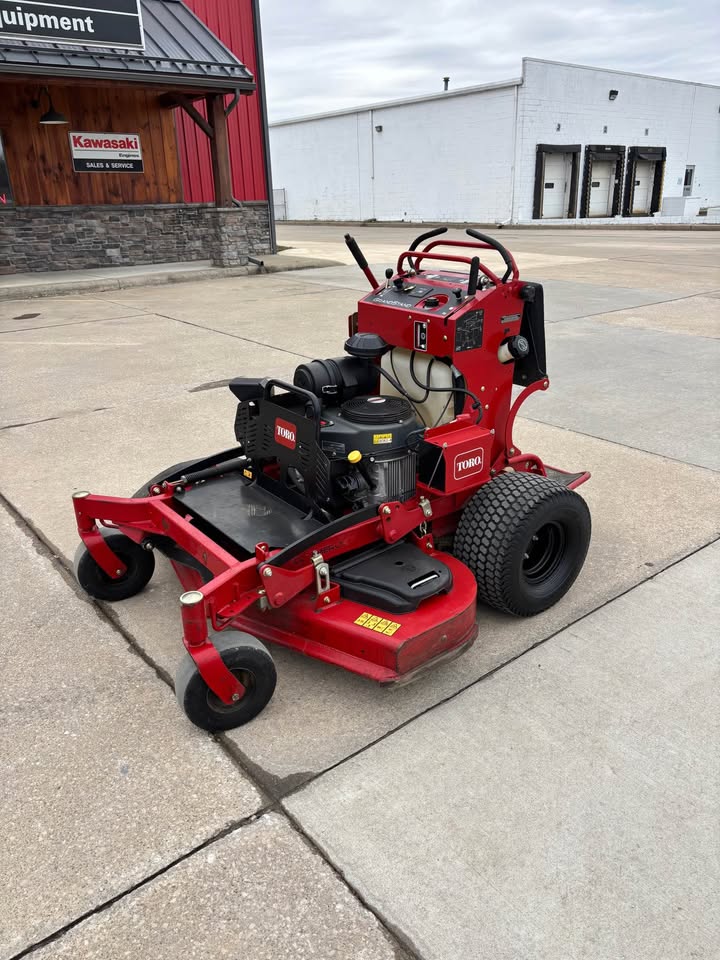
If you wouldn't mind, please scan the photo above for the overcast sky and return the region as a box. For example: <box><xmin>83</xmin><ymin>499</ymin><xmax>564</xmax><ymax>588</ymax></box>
<box><xmin>259</xmin><ymin>0</ymin><xmax>720</xmax><ymax>121</ymax></box>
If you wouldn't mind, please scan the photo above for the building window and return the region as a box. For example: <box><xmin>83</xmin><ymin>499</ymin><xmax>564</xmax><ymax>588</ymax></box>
<box><xmin>683</xmin><ymin>165</ymin><xmax>695</xmax><ymax>197</ymax></box>
<box><xmin>0</xmin><ymin>133</ymin><xmax>13</xmax><ymax>206</ymax></box>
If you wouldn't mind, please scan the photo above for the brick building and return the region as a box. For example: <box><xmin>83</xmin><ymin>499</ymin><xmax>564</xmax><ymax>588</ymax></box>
<box><xmin>269</xmin><ymin>58</ymin><xmax>719</xmax><ymax>224</ymax></box>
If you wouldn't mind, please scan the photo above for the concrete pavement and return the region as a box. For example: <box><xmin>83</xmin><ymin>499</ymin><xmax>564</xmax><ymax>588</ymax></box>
<box><xmin>1</xmin><ymin>224</ymin><xmax>718</xmax><ymax>959</ymax></box>
<box><xmin>286</xmin><ymin>543</ymin><xmax>719</xmax><ymax>960</ymax></box>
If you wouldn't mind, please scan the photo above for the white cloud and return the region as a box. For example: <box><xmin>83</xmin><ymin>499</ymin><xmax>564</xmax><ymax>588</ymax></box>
<box><xmin>259</xmin><ymin>0</ymin><xmax>719</xmax><ymax>120</ymax></box>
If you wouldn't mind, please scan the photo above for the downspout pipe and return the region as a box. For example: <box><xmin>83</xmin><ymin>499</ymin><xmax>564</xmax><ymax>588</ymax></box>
<box><xmin>251</xmin><ymin>0</ymin><xmax>278</xmax><ymax>254</ymax></box>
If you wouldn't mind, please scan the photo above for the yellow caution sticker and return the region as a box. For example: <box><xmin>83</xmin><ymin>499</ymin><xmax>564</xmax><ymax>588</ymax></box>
<box><xmin>243</xmin><ymin>469</ymin><xmax>253</xmax><ymax>479</ymax></box>
<box><xmin>373</xmin><ymin>433</ymin><xmax>393</xmax><ymax>445</ymax></box>
<box><xmin>354</xmin><ymin>612</ymin><xmax>401</xmax><ymax>635</ymax></box>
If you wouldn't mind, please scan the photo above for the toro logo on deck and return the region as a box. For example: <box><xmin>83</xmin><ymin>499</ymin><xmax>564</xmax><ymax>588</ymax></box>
<box><xmin>274</xmin><ymin>418</ymin><xmax>296</xmax><ymax>450</ymax></box>
<box><xmin>453</xmin><ymin>447</ymin><xmax>485</xmax><ymax>480</ymax></box>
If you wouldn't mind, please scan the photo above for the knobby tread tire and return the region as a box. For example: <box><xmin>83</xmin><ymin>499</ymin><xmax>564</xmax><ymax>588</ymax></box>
<box><xmin>453</xmin><ymin>472</ymin><xmax>591</xmax><ymax>616</ymax></box>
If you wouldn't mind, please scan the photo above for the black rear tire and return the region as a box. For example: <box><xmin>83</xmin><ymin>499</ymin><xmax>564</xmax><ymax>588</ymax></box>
<box><xmin>454</xmin><ymin>472</ymin><xmax>591</xmax><ymax>616</ymax></box>
<box><xmin>175</xmin><ymin>632</ymin><xmax>277</xmax><ymax>732</ymax></box>
<box><xmin>74</xmin><ymin>531</ymin><xmax>155</xmax><ymax>602</ymax></box>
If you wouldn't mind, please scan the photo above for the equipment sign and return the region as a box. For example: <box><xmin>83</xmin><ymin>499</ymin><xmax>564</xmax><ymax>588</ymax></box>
<box><xmin>0</xmin><ymin>0</ymin><xmax>144</xmax><ymax>49</ymax></box>
<box><xmin>69</xmin><ymin>132</ymin><xmax>143</xmax><ymax>173</ymax></box>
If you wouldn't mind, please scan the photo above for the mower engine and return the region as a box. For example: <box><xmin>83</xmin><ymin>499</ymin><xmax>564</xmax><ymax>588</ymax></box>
<box><xmin>231</xmin><ymin>351</ymin><xmax>422</xmax><ymax>515</ymax></box>
<box><xmin>320</xmin><ymin>394</ymin><xmax>420</xmax><ymax>508</ymax></box>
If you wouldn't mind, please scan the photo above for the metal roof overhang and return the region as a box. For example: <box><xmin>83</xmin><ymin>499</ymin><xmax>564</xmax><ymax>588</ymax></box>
<box><xmin>0</xmin><ymin>58</ymin><xmax>256</xmax><ymax>94</ymax></box>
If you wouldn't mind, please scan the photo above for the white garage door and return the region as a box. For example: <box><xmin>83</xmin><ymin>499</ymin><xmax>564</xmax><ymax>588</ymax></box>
<box><xmin>632</xmin><ymin>160</ymin><xmax>655</xmax><ymax>214</ymax></box>
<box><xmin>588</xmin><ymin>161</ymin><xmax>614</xmax><ymax>217</ymax></box>
<box><xmin>542</xmin><ymin>154</ymin><xmax>571</xmax><ymax>218</ymax></box>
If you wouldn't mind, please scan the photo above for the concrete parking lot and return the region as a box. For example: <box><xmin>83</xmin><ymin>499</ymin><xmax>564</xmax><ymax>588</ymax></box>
<box><xmin>1</xmin><ymin>225</ymin><xmax>719</xmax><ymax>960</ymax></box>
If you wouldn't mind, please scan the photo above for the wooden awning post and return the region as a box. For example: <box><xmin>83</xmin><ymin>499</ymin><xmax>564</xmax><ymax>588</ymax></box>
<box><xmin>206</xmin><ymin>94</ymin><xmax>233</xmax><ymax>208</ymax></box>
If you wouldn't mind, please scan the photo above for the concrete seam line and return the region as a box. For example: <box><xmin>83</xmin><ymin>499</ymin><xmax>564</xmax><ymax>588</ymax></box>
<box><xmin>280</xmin><ymin>532</ymin><xmax>720</xmax><ymax>804</ymax></box>
<box><xmin>0</xmin><ymin>313</ymin><xmax>150</xmax><ymax>336</ymax></box>
<box><xmin>150</xmin><ymin>311</ymin><xmax>315</xmax><ymax>361</ymax></box>
<box><xmin>0</xmin><ymin>491</ymin><xmax>273</xmax><ymax>808</ymax></box>
<box><xmin>280</xmin><ymin>804</ymin><xmax>420</xmax><ymax>960</ymax></box>
<box><xmin>517</xmin><ymin>413</ymin><xmax>720</xmax><ymax>474</ymax></box>
<box><xmin>5</xmin><ymin>808</ymin><xmax>276</xmax><ymax>960</ymax></box>
<box><xmin>93</xmin><ymin>282</ymin><xmax>362</xmax><ymax>311</ymax></box>
<box><xmin>1</xmin><ymin>416</ymin><xmax>61</xmax><ymax>432</ymax></box>
<box><xmin>545</xmin><ymin>289</ymin><xmax>720</xmax><ymax>325</ymax></box>
<box><xmin>2</xmin><ymin>490</ymin><xmax>410</xmax><ymax>955</ymax></box>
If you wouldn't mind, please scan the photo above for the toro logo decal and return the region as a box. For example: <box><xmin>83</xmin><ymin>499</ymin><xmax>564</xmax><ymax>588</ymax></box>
<box><xmin>453</xmin><ymin>447</ymin><xmax>485</xmax><ymax>480</ymax></box>
<box><xmin>275</xmin><ymin>418</ymin><xmax>297</xmax><ymax>450</ymax></box>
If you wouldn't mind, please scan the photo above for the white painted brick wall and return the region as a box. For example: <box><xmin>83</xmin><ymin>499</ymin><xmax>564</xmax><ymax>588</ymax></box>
<box><xmin>269</xmin><ymin>60</ymin><xmax>719</xmax><ymax>223</ymax></box>
<box><xmin>269</xmin><ymin>87</ymin><xmax>517</xmax><ymax>222</ymax></box>
<box><xmin>369</xmin><ymin>89</ymin><xmax>517</xmax><ymax>222</ymax></box>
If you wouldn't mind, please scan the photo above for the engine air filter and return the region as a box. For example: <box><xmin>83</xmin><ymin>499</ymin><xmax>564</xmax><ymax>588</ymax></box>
<box><xmin>341</xmin><ymin>395</ymin><xmax>413</xmax><ymax>424</ymax></box>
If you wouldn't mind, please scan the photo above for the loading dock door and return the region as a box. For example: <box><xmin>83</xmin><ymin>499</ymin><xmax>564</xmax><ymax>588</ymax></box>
<box><xmin>622</xmin><ymin>147</ymin><xmax>666</xmax><ymax>217</ymax></box>
<box><xmin>580</xmin><ymin>145</ymin><xmax>625</xmax><ymax>218</ymax></box>
<box><xmin>632</xmin><ymin>161</ymin><xmax>654</xmax><ymax>214</ymax></box>
<box><xmin>532</xmin><ymin>144</ymin><xmax>581</xmax><ymax>219</ymax></box>
<box><xmin>541</xmin><ymin>154</ymin><xmax>571</xmax><ymax>218</ymax></box>
<box><xmin>588</xmin><ymin>161</ymin><xmax>614</xmax><ymax>216</ymax></box>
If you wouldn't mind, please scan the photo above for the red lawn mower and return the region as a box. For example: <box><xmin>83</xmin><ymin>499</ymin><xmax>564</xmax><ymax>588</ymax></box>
<box><xmin>72</xmin><ymin>228</ymin><xmax>591</xmax><ymax>731</ymax></box>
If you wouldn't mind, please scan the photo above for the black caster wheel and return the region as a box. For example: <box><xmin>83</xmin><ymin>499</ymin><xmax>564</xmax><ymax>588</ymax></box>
<box><xmin>175</xmin><ymin>631</ymin><xmax>277</xmax><ymax>732</ymax></box>
<box><xmin>74</xmin><ymin>530</ymin><xmax>155</xmax><ymax>602</ymax></box>
<box><xmin>454</xmin><ymin>472</ymin><xmax>591</xmax><ymax>616</ymax></box>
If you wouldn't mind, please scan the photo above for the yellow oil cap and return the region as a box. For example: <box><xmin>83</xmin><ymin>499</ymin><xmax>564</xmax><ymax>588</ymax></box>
<box><xmin>348</xmin><ymin>450</ymin><xmax>362</xmax><ymax>464</ymax></box>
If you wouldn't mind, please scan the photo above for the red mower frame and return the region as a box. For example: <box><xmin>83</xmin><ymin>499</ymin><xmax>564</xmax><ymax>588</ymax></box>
<box><xmin>72</xmin><ymin>227</ymin><xmax>590</xmax><ymax>724</ymax></box>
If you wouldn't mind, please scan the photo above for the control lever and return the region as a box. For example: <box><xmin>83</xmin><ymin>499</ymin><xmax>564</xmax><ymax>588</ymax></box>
<box><xmin>344</xmin><ymin>234</ymin><xmax>379</xmax><ymax>289</ymax></box>
<box><xmin>384</xmin><ymin>267</ymin><xmax>393</xmax><ymax>289</ymax></box>
<box><xmin>467</xmin><ymin>256</ymin><xmax>480</xmax><ymax>297</ymax></box>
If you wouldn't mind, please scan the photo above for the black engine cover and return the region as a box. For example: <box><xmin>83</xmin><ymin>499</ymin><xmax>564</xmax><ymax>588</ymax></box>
<box><xmin>320</xmin><ymin>396</ymin><xmax>420</xmax><ymax>458</ymax></box>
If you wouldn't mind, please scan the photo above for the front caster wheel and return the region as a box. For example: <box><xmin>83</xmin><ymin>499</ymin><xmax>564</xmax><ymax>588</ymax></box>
<box><xmin>175</xmin><ymin>632</ymin><xmax>277</xmax><ymax>732</ymax></box>
<box><xmin>74</xmin><ymin>531</ymin><xmax>155</xmax><ymax>602</ymax></box>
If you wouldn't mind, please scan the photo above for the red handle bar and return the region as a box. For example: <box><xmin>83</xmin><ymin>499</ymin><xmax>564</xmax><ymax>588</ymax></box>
<box><xmin>422</xmin><ymin>239</ymin><xmax>519</xmax><ymax>281</ymax></box>
<box><xmin>396</xmin><ymin>250</ymin><xmax>503</xmax><ymax>287</ymax></box>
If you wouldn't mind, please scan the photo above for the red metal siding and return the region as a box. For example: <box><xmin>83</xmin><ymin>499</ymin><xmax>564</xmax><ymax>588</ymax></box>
<box><xmin>178</xmin><ymin>0</ymin><xmax>268</xmax><ymax>202</ymax></box>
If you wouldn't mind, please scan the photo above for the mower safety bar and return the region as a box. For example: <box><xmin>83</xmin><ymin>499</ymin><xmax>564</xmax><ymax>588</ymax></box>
<box><xmin>422</xmin><ymin>238</ymin><xmax>519</xmax><ymax>284</ymax></box>
<box><xmin>409</xmin><ymin>227</ymin><xmax>448</xmax><ymax>269</ymax></box>
<box><xmin>396</xmin><ymin>249</ymin><xmax>502</xmax><ymax>287</ymax></box>
<box><xmin>409</xmin><ymin>226</ymin><xmax>447</xmax><ymax>250</ymax></box>
<box><xmin>465</xmin><ymin>229</ymin><xmax>517</xmax><ymax>282</ymax></box>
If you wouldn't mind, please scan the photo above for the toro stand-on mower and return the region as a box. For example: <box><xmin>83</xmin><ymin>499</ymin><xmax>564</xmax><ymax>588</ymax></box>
<box><xmin>72</xmin><ymin>228</ymin><xmax>591</xmax><ymax>731</ymax></box>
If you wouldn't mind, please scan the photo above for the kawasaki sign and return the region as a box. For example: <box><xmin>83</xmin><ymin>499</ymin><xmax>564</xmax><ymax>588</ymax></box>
<box><xmin>70</xmin><ymin>132</ymin><xmax>143</xmax><ymax>172</ymax></box>
<box><xmin>0</xmin><ymin>0</ymin><xmax>144</xmax><ymax>49</ymax></box>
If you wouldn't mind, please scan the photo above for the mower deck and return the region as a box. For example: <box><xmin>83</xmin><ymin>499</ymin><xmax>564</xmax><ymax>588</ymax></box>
<box><xmin>225</xmin><ymin>549</ymin><xmax>478</xmax><ymax>683</ymax></box>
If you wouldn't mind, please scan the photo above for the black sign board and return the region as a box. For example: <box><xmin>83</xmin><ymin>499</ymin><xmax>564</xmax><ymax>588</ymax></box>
<box><xmin>0</xmin><ymin>0</ymin><xmax>144</xmax><ymax>49</ymax></box>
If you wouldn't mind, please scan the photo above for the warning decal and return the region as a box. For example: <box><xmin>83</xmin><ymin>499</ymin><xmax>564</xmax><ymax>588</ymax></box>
<box><xmin>373</xmin><ymin>433</ymin><xmax>393</xmax><ymax>445</ymax></box>
<box><xmin>354</xmin><ymin>612</ymin><xmax>401</xmax><ymax>636</ymax></box>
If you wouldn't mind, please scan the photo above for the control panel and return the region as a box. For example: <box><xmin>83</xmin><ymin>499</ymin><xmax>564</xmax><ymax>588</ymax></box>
<box><xmin>368</xmin><ymin>270</ymin><xmax>475</xmax><ymax>319</ymax></box>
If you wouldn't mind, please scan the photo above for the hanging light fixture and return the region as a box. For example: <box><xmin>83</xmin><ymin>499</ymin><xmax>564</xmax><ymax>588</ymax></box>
<box><xmin>31</xmin><ymin>87</ymin><xmax>68</xmax><ymax>125</ymax></box>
